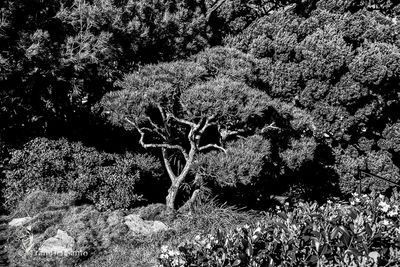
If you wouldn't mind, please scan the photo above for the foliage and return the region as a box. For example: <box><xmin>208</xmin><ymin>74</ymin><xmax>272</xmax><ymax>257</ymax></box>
<box><xmin>2</xmin><ymin>137</ymin><xmax>162</xmax><ymax>211</ymax></box>
<box><xmin>159</xmin><ymin>191</ymin><xmax>400</xmax><ymax>266</ymax></box>
<box><xmin>195</xmin><ymin>136</ymin><xmax>272</xmax><ymax>187</ymax></box>
<box><xmin>0</xmin><ymin>0</ymin><xmax>229</xmax><ymax>145</ymax></box>
<box><xmin>316</xmin><ymin>0</ymin><xmax>400</xmax><ymax>16</ymax></box>
<box><xmin>14</xmin><ymin>190</ymin><xmax>79</xmax><ymax>217</ymax></box>
<box><xmin>0</xmin><ymin>0</ymin><xmax>335</xmax><ymax>146</ymax></box>
<box><xmin>101</xmin><ymin>45</ymin><xmax>344</xmax><ymax>207</ymax></box>
<box><xmin>226</xmin><ymin>6</ymin><xmax>400</xmax><ymax>195</ymax></box>
<box><xmin>100</xmin><ymin>47</ymin><xmax>281</xmax><ymax>209</ymax></box>
<box><xmin>6</xmin><ymin>191</ymin><xmax>260</xmax><ymax>267</ymax></box>
<box><xmin>193</xmin><ymin>135</ymin><xmax>275</xmax><ymax>206</ymax></box>
<box><xmin>0</xmin><ymin>141</ymin><xmax>10</xmax><ymax>214</ymax></box>
<box><xmin>174</xmin><ymin>199</ymin><xmax>264</xmax><ymax>238</ymax></box>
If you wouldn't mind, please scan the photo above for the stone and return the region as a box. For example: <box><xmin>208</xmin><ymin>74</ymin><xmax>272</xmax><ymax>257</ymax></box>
<box><xmin>39</xmin><ymin>229</ymin><xmax>75</xmax><ymax>255</ymax></box>
<box><xmin>8</xmin><ymin>217</ymin><xmax>32</xmax><ymax>227</ymax></box>
<box><xmin>124</xmin><ymin>214</ymin><xmax>168</xmax><ymax>236</ymax></box>
<box><xmin>107</xmin><ymin>210</ymin><xmax>124</xmax><ymax>226</ymax></box>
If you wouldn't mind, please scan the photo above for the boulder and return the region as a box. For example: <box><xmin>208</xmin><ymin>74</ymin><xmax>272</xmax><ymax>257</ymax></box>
<box><xmin>107</xmin><ymin>210</ymin><xmax>124</xmax><ymax>226</ymax></box>
<box><xmin>124</xmin><ymin>214</ymin><xmax>168</xmax><ymax>236</ymax></box>
<box><xmin>8</xmin><ymin>217</ymin><xmax>32</xmax><ymax>227</ymax></box>
<box><xmin>39</xmin><ymin>229</ymin><xmax>75</xmax><ymax>255</ymax></box>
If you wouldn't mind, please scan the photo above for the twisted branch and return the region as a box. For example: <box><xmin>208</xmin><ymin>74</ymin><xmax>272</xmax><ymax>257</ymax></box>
<box><xmin>125</xmin><ymin>117</ymin><xmax>188</xmax><ymax>159</ymax></box>
<box><xmin>198</xmin><ymin>143</ymin><xmax>226</xmax><ymax>153</ymax></box>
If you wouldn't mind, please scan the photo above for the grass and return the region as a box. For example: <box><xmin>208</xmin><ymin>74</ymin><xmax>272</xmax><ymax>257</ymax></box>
<box><xmin>78</xmin><ymin>199</ymin><xmax>263</xmax><ymax>267</ymax></box>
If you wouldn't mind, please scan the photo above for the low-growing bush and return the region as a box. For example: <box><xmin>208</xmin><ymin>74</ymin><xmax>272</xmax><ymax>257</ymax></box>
<box><xmin>14</xmin><ymin>190</ymin><xmax>78</xmax><ymax>217</ymax></box>
<box><xmin>2</xmin><ymin>137</ymin><xmax>162</xmax><ymax>211</ymax></box>
<box><xmin>159</xmin><ymin>192</ymin><xmax>400</xmax><ymax>266</ymax></box>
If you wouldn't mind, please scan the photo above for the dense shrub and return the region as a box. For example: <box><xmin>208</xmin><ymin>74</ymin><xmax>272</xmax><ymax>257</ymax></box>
<box><xmin>159</xmin><ymin>192</ymin><xmax>400</xmax><ymax>266</ymax></box>
<box><xmin>2</xmin><ymin>137</ymin><xmax>162</xmax><ymax>211</ymax></box>
<box><xmin>193</xmin><ymin>135</ymin><xmax>274</xmax><ymax>206</ymax></box>
<box><xmin>225</xmin><ymin>6</ymin><xmax>400</xmax><ymax>195</ymax></box>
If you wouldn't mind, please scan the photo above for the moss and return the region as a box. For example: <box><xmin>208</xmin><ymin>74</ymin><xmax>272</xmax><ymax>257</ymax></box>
<box><xmin>136</xmin><ymin>203</ymin><xmax>176</xmax><ymax>223</ymax></box>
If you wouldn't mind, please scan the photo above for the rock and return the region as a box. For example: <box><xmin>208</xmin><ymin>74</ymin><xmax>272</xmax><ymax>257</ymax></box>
<box><xmin>39</xmin><ymin>229</ymin><xmax>75</xmax><ymax>255</ymax></box>
<box><xmin>8</xmin><ymin>217</ymin><xmax>32</xmax><ymax>227</ymax></box>
<box><xmin>107</xmin><ymin>210</ymin><xmax>124</xmax><ymax>226</ymax></box>
<box><xmin>138</xmin><ymin>203</ymin><xmax>168</xmax><ymax>220</ymax></box>
<box><xmin>124</xmin><ymin>214</ymin><xmax>168</xmax><ymax>235</ymax></box>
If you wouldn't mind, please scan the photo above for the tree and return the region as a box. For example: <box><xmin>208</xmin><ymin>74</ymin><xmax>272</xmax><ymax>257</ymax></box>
<box><xmin>100</xmin><ymin>57</ymin><xmax>274</xmax><ymax>209</ymax></box>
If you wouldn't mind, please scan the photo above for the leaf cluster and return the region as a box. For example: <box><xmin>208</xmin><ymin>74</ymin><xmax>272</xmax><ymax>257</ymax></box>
<box><xmin>159</xmin><ymin>191</ymin><xmax>400</xmax><ymax>266</ymax></box>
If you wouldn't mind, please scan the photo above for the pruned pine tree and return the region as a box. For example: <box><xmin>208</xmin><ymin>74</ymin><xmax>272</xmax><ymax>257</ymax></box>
<box><xmin>101</xmin><ymin>60</ymin><xmax>272</xmax><ymax>209</ymax></box>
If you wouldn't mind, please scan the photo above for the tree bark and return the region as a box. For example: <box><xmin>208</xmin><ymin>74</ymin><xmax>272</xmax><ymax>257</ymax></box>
<box><xmin>166</xmin><ymin>184</ymin><xmax>179</xmax><ymax>210</ymax></box>
<box><xmin>164</xmin><ymin>147</ymin><xmax>196</xmax><ymax>209</ymax></box>
<box><xmin>164</xmin><ymin>124</ymin><xmax>198</xmax><ymax>210</ymax></box>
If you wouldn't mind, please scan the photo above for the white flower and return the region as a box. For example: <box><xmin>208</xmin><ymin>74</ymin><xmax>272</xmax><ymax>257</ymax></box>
<box><xmin>172</xmin><ymin>257</ymin><xmax>186</xmax><ymax>267</ymax></box>
<box><xmin>378</xmin><ymin>201</ymin><xmax>390</xmax><ymax>213</ymax></box>
<box><xmin>168</xmin><ymin>250</ymin><xmax>178</xmax><ymax>257</ymax></box>
<box><xmin>161</xmin><ymin>245</ymin><xmax>168</xmax><ymax>253</ymax></box>
<box><xmin>388</xmin><ymin>210</ymin><xmax>398</xmax><ymax>217</ymax></box>
<box><xmin>179</xmin><ymin>258</ymin><xmax>186</xmax><ymax>265</ymax></box>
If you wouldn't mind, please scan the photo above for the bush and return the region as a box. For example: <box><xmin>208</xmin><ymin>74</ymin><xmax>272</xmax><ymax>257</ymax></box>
<box><xmin>159</xmin><ymin>192</ymin><xmax>400</xmax><ymax>266</ymax></box>
<box><xmin>14</xmin><ymin>190</ymin><xmax>78</xmax><ymax>217</ymax></box>
<box><xmin>193</xmin><ymin>135</ymin><xmax>274</xmax><ymax>206</ymax></box>
<box><xmin>3</xmin><ymin>137</ymin><xmax>162</xmax><ymax>211</ymax></box>
<box><xmin>225</xmin><ymin>7</ymin><xmax>400</xmax><ymax>196</ymax></box>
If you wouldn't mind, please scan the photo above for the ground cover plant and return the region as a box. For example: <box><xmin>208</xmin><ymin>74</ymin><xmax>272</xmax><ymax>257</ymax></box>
<box><xmin>159</xmin><ymin>191</ymin><xmax>400</xmax><ymax>266</ymax></box>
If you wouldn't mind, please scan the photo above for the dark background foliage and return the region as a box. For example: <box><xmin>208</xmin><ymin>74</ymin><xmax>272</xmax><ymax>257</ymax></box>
<box><xmin>226</xmin><ymin>4</ymin><xmax>400</xmax><ymax>196</ymax></box>
<box><xmin>1</xmin><ymin>0</ymin><xmax>400</xmax><ymax>213</ymax></box>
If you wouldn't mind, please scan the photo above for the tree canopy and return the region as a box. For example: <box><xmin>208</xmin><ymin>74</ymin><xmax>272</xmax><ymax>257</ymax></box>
<box><xmin>101</xmin><ymin>49</ymin><xmax>279</xmax><ymax>209</ymax></box>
